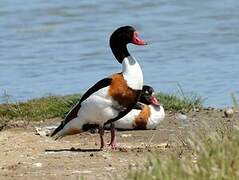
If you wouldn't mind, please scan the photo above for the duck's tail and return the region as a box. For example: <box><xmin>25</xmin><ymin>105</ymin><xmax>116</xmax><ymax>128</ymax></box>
<box><xmin>51</xmin><ymin>121</ymin><xmax>65</xmax><ymax>138</ymax></box>
<box><xmin>51</xmin><ymin>118</ymin><xmax>83</xmax><ymax>140</ymax></box>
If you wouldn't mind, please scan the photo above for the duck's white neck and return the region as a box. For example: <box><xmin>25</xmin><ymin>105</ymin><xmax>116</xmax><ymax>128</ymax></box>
<box><xmin>122</xmin><ymin>55</ymin><xmax>143</xmax><ymax>90</ymax></box>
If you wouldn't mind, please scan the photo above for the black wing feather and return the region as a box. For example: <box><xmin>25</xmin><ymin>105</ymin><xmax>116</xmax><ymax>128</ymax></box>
<box><xmin>79</xmin><ymin>78</ymin><xmax>112</xmax><ymax>104</ymax></box>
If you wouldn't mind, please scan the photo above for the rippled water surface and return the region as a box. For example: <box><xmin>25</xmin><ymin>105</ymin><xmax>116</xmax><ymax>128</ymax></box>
<box><xmin>0</xmin><ymin>0</ymin><xmax>239</xmax><ymax>107</ymax></box>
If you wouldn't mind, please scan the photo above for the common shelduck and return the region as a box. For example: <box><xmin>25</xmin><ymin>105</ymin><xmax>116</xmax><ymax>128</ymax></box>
<box><xmin>51</xmin><ymin>26</ymin><xmax>147</xmax><ymax>149</ymax></box>
<box><xmin>108</xmin><ymin>85</ymin><xmax>165</xmax><ymax>130</ymax></box>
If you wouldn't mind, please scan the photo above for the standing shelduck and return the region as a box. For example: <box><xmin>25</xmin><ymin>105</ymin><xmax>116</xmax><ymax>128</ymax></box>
<box><xmin>51</xmin><ymin>26</ymin><xmax>147</xmax><ymax>149</ymax></box>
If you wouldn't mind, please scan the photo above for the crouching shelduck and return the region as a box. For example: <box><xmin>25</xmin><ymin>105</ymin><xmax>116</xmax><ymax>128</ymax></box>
<box><xmin>51</xmin><ymin>26</ymin><xmax>147</xmax><ymax>149</ymax></box>
<box><xmin>108</xmin><ymin>85</ymin><xmax>165</xmax><ymax>130</ymax></box>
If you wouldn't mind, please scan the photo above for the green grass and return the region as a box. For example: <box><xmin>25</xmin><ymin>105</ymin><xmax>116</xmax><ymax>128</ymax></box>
<box><xmin>231</xmin><ymin>92</ymin><xmax>238</xmax><ymax>109</ymax></box>
<box><xmin>0</xmin><ymin>92</ymin><xmax>202</xmax><ymax>129</ymax></box>
<box><xmin>128</xmin><ymin>121</ymin><xmax>239</xmax><ymax>180</ymax></box>
<box><xmin>0</xmin><ymin>94</ymin><xmax>80</xmax><ymax>121</ymax></box>
<box><xmin>157</xmin><ymin>92</ymin><xmax>202</xmax><ymax>112</ymax></box>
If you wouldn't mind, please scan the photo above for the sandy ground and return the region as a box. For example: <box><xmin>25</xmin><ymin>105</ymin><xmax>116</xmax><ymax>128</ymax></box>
<box><xmin>0</xmin><ymin>108</ymin><xmax>238</xmax><ymax>180</ymax></box>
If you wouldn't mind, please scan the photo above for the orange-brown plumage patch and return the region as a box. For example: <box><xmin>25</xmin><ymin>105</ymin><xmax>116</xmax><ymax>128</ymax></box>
<box><xmin>133</xmin><ymin>105</ymin><xmax>151</xmax><ymax>129</ymax></box>
<box><xmin>108</xmin><ymin>73</ymin><xmax>138</xmax><ymax>107</ymax></box>
<box><xmin>66</xmin><ymin>128</ymin><xmax>81</xmax><ymax>135</ymax></box>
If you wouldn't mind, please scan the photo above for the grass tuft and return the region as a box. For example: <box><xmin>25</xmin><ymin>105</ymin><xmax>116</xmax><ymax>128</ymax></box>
<box><xmin>157</xmin><ymin>92</ymin><xmax>202</xmax><ymax>112</ymax></box>
<box><xmin>231</xmin><ymin>92</ymin><xmax>238</xmax><ymax>109</ymax></box>
<box><xmin>128</xmin><ymin>121</ymin><xmax>239</xmax><ymax>180</ymax></box>
<box><xmin>0</xmin><ymin>94</ymin><xmax>80</xmax><ymax>121</ymax></box>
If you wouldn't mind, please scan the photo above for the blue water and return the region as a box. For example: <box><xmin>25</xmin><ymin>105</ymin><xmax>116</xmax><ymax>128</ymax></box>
<box><xmin>0</xmin><ymin>0</ymin><xmax>238</xmax><ymax>107</ymax></box>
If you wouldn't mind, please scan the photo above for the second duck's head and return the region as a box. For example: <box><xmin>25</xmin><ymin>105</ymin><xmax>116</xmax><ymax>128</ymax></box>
<box><xmin>139</xmin><ymin>85</ymin><xmax>160</xmax><ymax>107</ymax></box>
<box><xmin>110</xmin><ymin>26</ymin><xmax>147</xmax><ymax>63</ymax></box>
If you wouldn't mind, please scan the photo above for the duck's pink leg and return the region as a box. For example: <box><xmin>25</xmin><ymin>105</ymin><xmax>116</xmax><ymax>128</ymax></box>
<box><xmin>99</xmin><ymin>126</ymin><xmax>105</xmax><ymax>149</ymax></box>
<box><xmin>108</xmin><ymin>123</ymin><xmax>117</xmax><ymax>149</ymax></box>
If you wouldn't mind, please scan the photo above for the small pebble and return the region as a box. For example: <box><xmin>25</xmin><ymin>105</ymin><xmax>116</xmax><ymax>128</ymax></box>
<box><xmin>120</xmin><ymin>134</ymin><xmax>132</xmax><ymax>138</ymax></box>
<box><xmin>72</xmin><ymin>170</ymin><xmax>92</xmax><ymax>174</ymax></box>
<box><xmin>157</xmin><ymin>143</ymin><xmax>169</xmax><ymax>148</ymax></box>
<box><xmin>118</xmin><ymin>147</ymin><xmax>127</xmax><ymax>152</ymax></box>
<box><xmin>194</xmin><ymin>108</ymin><xmax>200</xmax><ymax>112</ymax></box>
<box><xmin>224</xmin><ymin>108</ymin><xmax>234</xmax><ymax>118</ymax></box>
<box><xmin>104</xmin><ymin>167</ymin><xmax>115</xmax><ymax>171</ymax></box>
<box><xmin>175</xmin><ymin>113</ymin><xmax>187</xmax><ymax>121</ymax></box>
<box><xmin>33</xmin><ymin>162</ymin><xmax>42</xmax><ymax>168</ymax></box>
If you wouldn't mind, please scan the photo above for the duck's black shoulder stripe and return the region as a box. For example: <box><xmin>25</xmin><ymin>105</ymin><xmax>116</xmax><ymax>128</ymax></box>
<box><xmin>79</xmin><ymin>78</ymin><xmax>112</xmax><ymax>104</ymax></box>
<box><xmin>65</xmin><ymin>78</ymin><xmax>112</xmax><ymax>124</ymax></box>
<box><xmin>132</xmin><ymin>102</ymin><xmax>144</xmax><ymax>110</ymax></box>
<box><xmin>51</xmin><ymin>78</ymin><xmax>112</xmax><ymax>137</ymax></box>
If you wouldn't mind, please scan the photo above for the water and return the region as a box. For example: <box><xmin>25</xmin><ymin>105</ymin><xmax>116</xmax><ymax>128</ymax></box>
<box><xmin>0</xmin><ymin>0</ymin><xmax>238</xmax><ymax>107</ymax></box>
